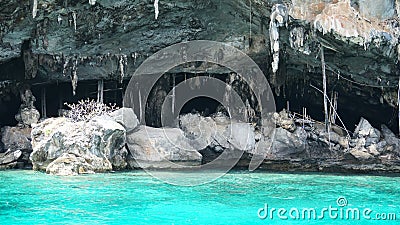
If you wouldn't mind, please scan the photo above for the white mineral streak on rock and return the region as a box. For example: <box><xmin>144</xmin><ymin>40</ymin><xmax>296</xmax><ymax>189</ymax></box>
<box><xmin>32</xmin><ymin>0</ymin><xmax>38</xmax><ymax>18</ymax></box>
<box><xmin>154</xmin><ymin>0</ymin><xmax>159</xmax><ymax>20</ymax></box>
<box><xmin>269</xmin><ymin>4</ymin><xmax>287</xmax><ymax>74</ymax></box>
<box><xmin>72</xmin><ymin>11</ymin><xmax>77</xmax><ymax>32</ymax></box>
<box><xmin>290</xmin><ymin>1</ymin><xmax>398</xmax><ymax>47</ymax></box>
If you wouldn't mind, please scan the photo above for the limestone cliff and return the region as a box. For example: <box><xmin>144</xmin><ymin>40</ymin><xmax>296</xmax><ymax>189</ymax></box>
<box><xmin>0</xmin><ymin>0</ymin><xmax>399</xmax><ymax>131</ymax></box>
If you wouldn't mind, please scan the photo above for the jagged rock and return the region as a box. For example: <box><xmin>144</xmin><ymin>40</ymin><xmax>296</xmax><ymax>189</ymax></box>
<box><xmin>30</xmin><ymin>117</ymin><xmax>126</xmax><ymax>175</ymax></box>
<box><xmin>317</xmin><ymin>130</ymin><xmax>349</xmax><ymax>149</ymax></box>
<box><xmin>227</xmin><ymin>123</ymin><xmax>256</xmax><ymax>151</ymax></box>
<box><xmin>109</xmin><ymin>108</ymin><xmax>139</xmax><ymax>133</ymax></box>
<box><xmin>331</xmin><ymin>125</ymin><xmax>347</xmax><ymax>137</ymax></box>
<box><xmin>270</xmin><ymin>127</ymin><xmax>306</xmax><ymax>158</ymax></box>
<box><xmin>110</xmin><ymin>146</ymin><xmax>128</xmax><ymax>170</ymax></box>
<box><xmin>381</xmin><ymin>124</ymin><xmax>399</xmax><ymax>147</ymax></box>
<box><xmin>46</xmin><ymin>153</ymin><xmax>96</xmax><ymax>176</ymax></box>
<box><xmin>272</xmin><ymin>110</ymin><xmax>296</xmax><ymax>132</ymax></box>
<box><xmin>0</xmin><ymin>150</ymin><xmax>22</xmax><ymax>168</ymax></box>
<box><xmin>179</xmin><ymin>113</ymin><xmax>215</xmax><ymax>150</ymax></box>
<box><xmin>319</xmin><ymin>131</ymin><xmax>341</xmax><ymax>144</ymax></box>
<box><xmin>356</xmin><ymin>0</ymin><xmax>396</xmax><ymax>20</ymax></box>
<box><xmin>354</xmin><ymin>117</ymin><xmax>381</xmax><ymax>146</ymax></box>
<box><xmin>15</xmin><ymin>86</ymin><xmax>40</xmax><ymax>127</ymax></box>
<box><xmin>1</xmin><ymin>126</ymin><xmax>32</xmax><ymax>167</ymax></box>
<box><xmin>367</xmin><ymin>144</ymin><xmax>380</xmax><ymax>156</ymax></box>
<box><xmin>179</xmin><ymin>113</ymin><xmax>256</xmax><ymax>153</ymax></box>
<box><xmin>338</xmin><ymin>137</ymin><xmax>350</xmax><ymax>149</ymax></box>
<box><xmin>1</xmin><ymin>126</ymin><xmax>32</xmax><ymax>152</ymax></box>
<box><xmin>0</xmin><ymin>139</ymin><xmax>4</xmax><ymax>153</ymax></box>
<box><xmin>19</xmin><ymin>107</ymin><xmax>40</xmax><ymax>126</ymax></box>
<box><xmin>349</xmin><ymin>148</ymin><xmax>374</xmax><ymax>160</ymax></box>
<box><xmin>126</xmin><ymin>126</ymin><xmax>202</xmax><ymax>169</ymax></box>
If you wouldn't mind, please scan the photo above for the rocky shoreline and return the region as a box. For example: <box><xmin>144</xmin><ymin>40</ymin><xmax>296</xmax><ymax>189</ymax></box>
<box><xmin>0</xmin><ymin>107</ymin><xmax>399</xmax><ymax>175</ymax></box>
<box><xmin>0</xmin><ymin>0</ymin><xmax>400</xmax><ymax>176</ymax></box>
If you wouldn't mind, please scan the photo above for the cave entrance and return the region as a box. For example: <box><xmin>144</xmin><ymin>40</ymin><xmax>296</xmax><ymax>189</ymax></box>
<box><xmin>143</xmin><ymin>72</ymin><xmax>261</xmax><ymax>128</ymax></box>
<box><xmin>179</xmin><ymin>96</ymin><xmax>224</xmax><ymax>116</ymax></box>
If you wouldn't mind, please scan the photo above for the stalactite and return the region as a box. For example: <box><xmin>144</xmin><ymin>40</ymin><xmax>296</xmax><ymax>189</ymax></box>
<box><xmin>57</xmin><ymin>14</ymin><xmax>62</xmax><ymax>25</ymax></box>
<box><xmin>72</xmin><ymin>11</ymin><xmax>77</xmax><ymax>32</ymax></box>
<box><xmin>154</xmin><ymin>0</ymin><xmax>159</xmax><ymax>20</ymax></box>
<box><xmin>71</xmin><ymin>58</ymin><xmax>78</xmax><ymax>96</ymax></box>
<box><xmin>62</xmin><ymin>56</ymin><xmax>70</xmax><ymax>76</ymax></box>
<box><xmin>119</xmin><ymin>55</ymin><xmax>128</xmax><ymax>83</ymax></box>
<box><xmin>131</xmin><ymin>52</ymin><xmax>138</xmax><ymax>65</ymax></box>
<box><xmin>32</xmin><ymin>0</ymin><xmax>38</xmax><ymax>18</ymax></box>
<box><xmin>269</xmin><ymin>4</ymin><xmax>287</xmax><ymax>75</ymax></box>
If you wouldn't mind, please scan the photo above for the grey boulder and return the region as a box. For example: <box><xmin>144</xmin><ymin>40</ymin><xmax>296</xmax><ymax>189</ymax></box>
<box><xmin>46</xmin><ymin>153</ymin><xmax>96</xmax><ymax>176</ymax></box>
<box><xmin>354</xmin><ymin>117</ymin><xmax>381</xmax><ymax>146</ymax></box>
<box><xmin>126</xmin><ymin>126</ymin><xmax>202</xmax><ymax>169</ymax></box>
<box><xmin>109</xmin><ymin>107</ymin><xmax>139</xmax><ymax>132</ymax></box>
<box><xmin>1</xmin><ymin>126</ymin><xmax>32</xmax><ymax>167</ymax></box>
<box><xmin>0</xmin><ymin>150</ymin><xmax>22</xmax><ymax>169</ymax></box>
<box><xmin>270</xmin><ymin>127</ymin><xmax>306</xmax><ymax>158</ymax></box>
<box><xmin>30</xmin><ymin>117</ymin><xmax>126</xmax><ymax>175</ymax></box>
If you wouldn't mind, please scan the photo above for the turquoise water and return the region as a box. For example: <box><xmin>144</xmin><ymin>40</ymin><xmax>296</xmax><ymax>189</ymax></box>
<box><xmin>0</xmin><ymin>170</ymin><xmax>399</xmax><ymax>224</ymax></box>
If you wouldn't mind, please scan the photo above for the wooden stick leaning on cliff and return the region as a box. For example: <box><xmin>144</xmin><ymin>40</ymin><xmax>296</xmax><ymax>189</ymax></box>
<box><xmin>321</xmin><ymin>45</ymin><xmax>330</xmax><ymax>132</ymax></box>
<box><xmin>398</xmin><ymin>77</ymin><xmax>400</xmax><ymax>136</ymax></box>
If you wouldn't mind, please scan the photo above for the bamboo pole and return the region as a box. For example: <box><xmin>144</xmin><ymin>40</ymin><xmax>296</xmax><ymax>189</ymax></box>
<box><xmin>321</xmin><ymin>46</ymin><xmax>329</xmax><ymax>131</ymax></box>
<box><xmin>97</xmin><ymin>79</ymin><xmax>104</xmax><ymax>103</ymax></box>
<box><xmin>172</xmin><ymin>75</ymin><xmax>175</xmax><ymax>115</ymax></box>
<box><xmin>41</xmin><ymin>87</ymin><xmax>47</xmax><ymax>118</ymax></box>
<box><xmin>139</xmin><ymin>89</ymin><xmax>143</xmax><ymax>123</ymax></box>
<box><xmin>249</xmin><ymin>0</ymin><xmax>252</xmax><ymax>47</ymax></box>
<box><xmin>330</xmin><ymin>91</ymin><xmax>338</xmax><ymax>124</ymax></box>
<box><xmin>398</xmin><ymin>77</ymin><xmax>400</xmax><ymax>136</ymax></box>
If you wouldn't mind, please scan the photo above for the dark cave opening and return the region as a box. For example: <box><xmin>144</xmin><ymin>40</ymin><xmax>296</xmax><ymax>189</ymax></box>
<box><xmin>0</xmin><ymin>80</ymin><xmax>125</xmax><ymax>127</ymax></box>
<box><xmin>273</xmin><ymin>85</ymin><xmax>398</xmax><ymax>134</ymax></box>
<box><xmin>179</xmin><ymin>96</ymin><xmax>224</xmax><ymax>116</ymax></box>
<box><xmin>31</xmin><ymin>80</ymin><xmax>123</xmax><ymax>118</ymax></box>
<box><xmin>0</xmin><ymin>71</ymin><xmax>398</xmax><ymax>135</ymax></box>
<box><xmin>143</xmin><ymin>72</ymin><xmax>261</xmax><ymax>128</ymax></box>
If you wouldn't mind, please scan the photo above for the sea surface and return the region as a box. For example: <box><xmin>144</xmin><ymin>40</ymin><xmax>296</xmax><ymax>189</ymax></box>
<box><xmin>0</xmin><ymin>170</ymin><xmax>399</xmax><ymax>224</ymax></box>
